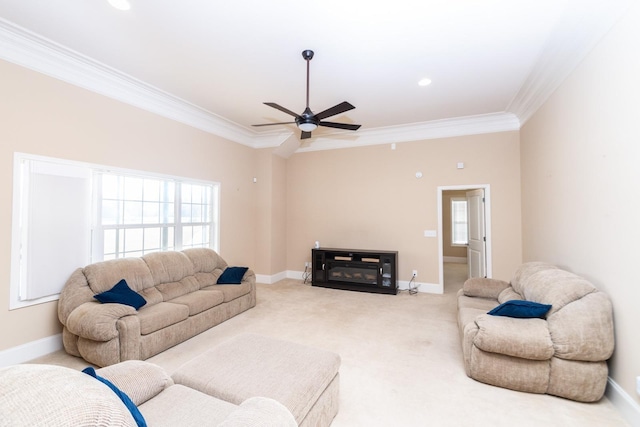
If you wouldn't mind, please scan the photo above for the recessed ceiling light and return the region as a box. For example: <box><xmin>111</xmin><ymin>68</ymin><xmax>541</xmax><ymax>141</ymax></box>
<box><xmin>108</xmin><ymin>0</ymin><xmax>131</xmax><ymax>11</ymax></box>
<box><xmin>418</xmin><ymin>78</ymin><xmax>432</xmax><ymax>87</ymax></box>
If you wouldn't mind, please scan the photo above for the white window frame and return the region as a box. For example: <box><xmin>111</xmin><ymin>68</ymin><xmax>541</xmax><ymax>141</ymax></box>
<box><xmin>10</xmin><ymin>153</ymin><xmax>220</xmax><ymax>309</ymax></box>
<box><xmin>451</xmin><ymin>197</ymin><xmax>468</xmax><ymax>246</ymax></box>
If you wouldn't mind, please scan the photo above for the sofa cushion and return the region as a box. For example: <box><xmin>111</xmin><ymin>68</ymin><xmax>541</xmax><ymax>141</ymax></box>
<box><xmin>510</xmin><ymin>262</ymin><xmax>558</xmax><ymax>295</ymax></box>
<box><xmin>488</xmin><ymin>300</ymin><xmax>551</xmax><ymax>318</ymax></box>
<box><xmin>206</xmin><ymin>282</ymin><xmax>252</xmax><ymax>303</ymax></box>
<box><xmin>84</xmin><ymin>257</ymin><xmax>155</xmax><ymax>294</ymax></box>
<box><xmin>82</xmin><ymin>366</ymin><xmax>146</xmax><ymax>427</ymax></box>
<box><xmin>547</xmin><ymin>292</ymin><xmax>614</xmax><ymax>361</ymax></box>
<box><xmin>143</xmin><ymin>251</ymin><xmax>195</xmax><ymax>285</ymax></box>
<box><xmin>183</xmin><ymin>247</ymin><xmax>226</xmax><ymax>273</ymax></box>
<box><xmin>497</xmin><ymin>286</ymin><xmax>522</xmax><ymax>303</ymax></box>
<box><xmin>138</xmin><ymin>384</ymin><xmax>237</xmax><ymax>427</ymax></box>
<box><xmin>137</xmin><ymin>302</ymin><xmax>189</xmax><ymax>335</ymax></box>
<box><xmin>474</xmin><ymin>314</ymin><xmax>554</xmax><ymax>360</ymax></box>
<box><xmin>155</xmin><ymin>276</ymin><xmax>200</xmax><ymax>301</ymax></box>
<box><xmin>97</xmin><ymin>361</ymin><xmax>174</xmax><ymax>406</ymax></box>
<box><xmin>462</xmin><ymin>277</ymin><xmax>510</xmax><ymax>299</ymax></box>
<box><xmin>522</xmin><ymin>269</ymin><xmax>596</xmax><ymax>315</ymax></box>
<box><xmin>217</xmin><ymin>267</ymin><xmax>248</xmax><ymax>284</ymax></box>
<box><xmin>168</xmin><ymin>290</ymin><xmax>225</xmax><ymax>316</ymax></box>
<box><xmin>0</xmin><ymin>364</ymin><xmax>137</xmax><ymax>426</ymax></box>
<box><xmin>94</xmin><ymin>279</ymin><xmax>147</xmax><ymax>310</ymax></box>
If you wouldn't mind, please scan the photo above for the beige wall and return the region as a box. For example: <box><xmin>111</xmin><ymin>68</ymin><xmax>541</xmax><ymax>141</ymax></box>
<box><xmin>285</xmin><ymin>132</ymin><xmax>522</xmax><ymax>285</ymax></box>
<box><xmin>442</xmin><ymin>190</ymin><xmax>468</xmax><ymax>258</ymax></box>
<box><xmin>0</xmin><ymin>60</ymin><xmax>259</xmax><ymax>351</ymax></box>
<box><xmin>254</xmin><ymin>150</ymin><xmax>287</xmax><ymax>275</ymax></box>
<box><xmin>520</xmin><ymin>3</ymin><xmax>640</xmax><ymax>404</ymax></box>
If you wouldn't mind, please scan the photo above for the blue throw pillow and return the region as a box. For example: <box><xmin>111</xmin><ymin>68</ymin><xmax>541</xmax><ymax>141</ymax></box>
<box><xmin>82</xmin><ymin>367</ymin><xmax>146</xmax><ymax>427</ymax></box>
<box><xmin>488</xmin><ymin>300</ymin><xmax>552</xmax><ymax>318</ymax></box>
<box><xmin>94</xmin><ymin>279</ymin><xmax>147</xmax><ymax>310</ymax></box>
<box><xmin>217</xmin><ymin>266</ymin><xmax>249</xmax><ymax>284</ymax></box>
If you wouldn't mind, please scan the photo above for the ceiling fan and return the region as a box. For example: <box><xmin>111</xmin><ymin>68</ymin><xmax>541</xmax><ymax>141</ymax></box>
<box><xmin>252</xmin><ymin>50</ymin><xmax>361</xmax><ymax>140</ymax></box>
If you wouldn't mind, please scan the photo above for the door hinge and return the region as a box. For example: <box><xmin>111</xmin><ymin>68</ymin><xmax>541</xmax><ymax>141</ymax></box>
<box><xmin>482</xmin><ymin>197</ymin><xmax>485</xmax><ymax>203</ymax></box>
<box><xmin>483</xmin><ymin>236</ymin><xmax>486</xmax><ymax>242</ymax></box>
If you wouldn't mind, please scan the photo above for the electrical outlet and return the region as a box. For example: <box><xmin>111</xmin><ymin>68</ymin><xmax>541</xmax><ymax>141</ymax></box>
<box><xmin>305</xmin><ymin>262</ymin><xmax>311</xmax><ymax>268</ymax></box>
<box><xmin>412</xmin><ymin>270</ymin><xmax>418</xmax><ymax>277</ymax></box>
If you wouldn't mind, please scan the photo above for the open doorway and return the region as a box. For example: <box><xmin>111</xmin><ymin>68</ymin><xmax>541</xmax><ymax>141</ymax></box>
<box><xmin>437</xmin><ymin>185</ymin><xmax>492</xmax><ymax>294</ymax></box>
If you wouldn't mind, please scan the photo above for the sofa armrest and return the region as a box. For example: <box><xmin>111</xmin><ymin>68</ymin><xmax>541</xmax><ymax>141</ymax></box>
<box><xmin>463</xmin><ymin>278</ymin><xmax>510</xmax><ymax>300</ymax></box>
<box><xmin>97</xmin><ymin>360</ymin><xmax>174</xmax><ymax>406</ymax></box>
<box><xmin>218</xmin><ymin>397</ymin><xmax>297</xmax><ymax>427</ymax></box>
<box><xmin>473</xmin><ymin>314</ymin><xmax>554</xmax><ymax>360</ymax></box>
<box><xmin>66</xmin><ymin>301</ymin><xmax>137</xmax><ymax>341</ymax></box>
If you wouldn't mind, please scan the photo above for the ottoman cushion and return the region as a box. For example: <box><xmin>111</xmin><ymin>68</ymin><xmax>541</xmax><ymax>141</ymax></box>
<box><xmin>172</xmin><ymin>333</ymin><xmax>340</xmax><ymax>425</ymax></box>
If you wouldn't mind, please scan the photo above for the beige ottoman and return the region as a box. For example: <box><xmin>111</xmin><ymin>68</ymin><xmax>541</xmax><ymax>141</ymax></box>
<box><xmin>172</xmin><ymin>333</ymin><xmax>341</xmax><ymax>427</ymax></box>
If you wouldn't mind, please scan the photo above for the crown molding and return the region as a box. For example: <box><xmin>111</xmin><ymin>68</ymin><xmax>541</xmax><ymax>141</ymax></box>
<box><xmin>296</xmin><ymin>112</ymin><xmax>520</xmax><ymax>152</ymax></box>
<box><xmin>0</xmin><ymin>18</ymin><xmax>291</xmax><ymax>148</ymax></box>
<box><xmin>508</xmin><ymin>0</ymin><xmax>632</xmax><ymax>125</ymax></box>
<box><xmin>0</xmin><ymin>17</ymin><xmax>519</xmax><ymax>151</ymax></box>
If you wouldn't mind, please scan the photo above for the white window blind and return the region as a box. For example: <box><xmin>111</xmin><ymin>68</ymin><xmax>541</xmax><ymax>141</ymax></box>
<box><xmin>12</xmin><ymin>155</ymin><xmax>92</xmax><ymax>307</ymax></box>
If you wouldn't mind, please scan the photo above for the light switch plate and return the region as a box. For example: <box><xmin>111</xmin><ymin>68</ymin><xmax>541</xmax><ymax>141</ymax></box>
<box><xmin>424</xmin><ymin>230</ymin><xmax>437</xmax><ymax>237</ymax></box>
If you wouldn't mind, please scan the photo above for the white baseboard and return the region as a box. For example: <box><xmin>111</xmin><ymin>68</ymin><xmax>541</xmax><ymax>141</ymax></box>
<box><xmin>444</xmin><ymin>256</ymin><xmax>467</xmax><ymax>264</ymax></box>
<box><xmin>398</xmin><ymin>280</ymin><xmax>443</xmax><ymax>294</ymax></box>
<box><xmin>0</xmin><ymin>334</ymin><xmax>63</xmax><ymax>368</ymax></box>
<box><xmin>606</xmin><ymin>377</ymin><xmax>640</xmax><ymax>426</ymax></box>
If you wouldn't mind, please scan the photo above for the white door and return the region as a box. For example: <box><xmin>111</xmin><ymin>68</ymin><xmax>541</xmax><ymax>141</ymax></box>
<box><xmin>466</xmin><ymin>189</ymin><xmax>486</xmax><ymax>278</ymax></box>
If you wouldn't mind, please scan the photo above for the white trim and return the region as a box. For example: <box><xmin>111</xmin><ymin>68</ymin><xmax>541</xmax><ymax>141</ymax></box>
<box><xmin>606</xmin><ymin>377</ymin><xmax>640</xmax><ymax>427</ymax></box>
<box><xmin>296</xmin><ymin>112</ymin><xmax>520</xmax><ymax>152</ymax></box>
<box><xmin>0</xmin><ymin>334</ymin><xmax>63</xmax><ymax>368</ymax></box>
<box><xmin>0</xmin><ymin>18</ymin><xmax>519</xmax><ymax>151</ymax></box>
<box><xmin>397</xmin><ymin>280</ymin><xmax>440</xmax><ymax>294</ymax></box>
<box><xmin>0</xmin><ymin>18</ymin><xmax>291</xmax><ymax>149</ymax></box>
<box><xmin>507</xmin><ymin>0</ymin><xmax>632</xmax><ymax>125</ymax></box>
<box><xmin>255</xmin><ymin>271</ymin><xmax>288</xmax><ymax>284</ymax></box>
<box><xmin>437</xmin><ymin>185</ymin><xmax>492</xmax><ymax>293</ymax></box>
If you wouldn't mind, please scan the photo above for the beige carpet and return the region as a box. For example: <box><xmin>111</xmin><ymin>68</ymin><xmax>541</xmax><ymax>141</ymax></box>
<box><xmin>30</xmin><ymin>263</ymin><xmax>628</xmax><ymax>426</ymax></box>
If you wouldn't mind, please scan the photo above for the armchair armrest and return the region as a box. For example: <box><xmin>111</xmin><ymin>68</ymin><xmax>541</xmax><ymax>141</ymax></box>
<box><xmin>66</xmin><ymin>301</ymin><xmax>137</xmax><ymax>341</ymax></box>
<box><xmin>473</xmin><ymin>314</ymin><xmax>554</xmax><ymax>360</ymax></box>
<box><xmin>463</xmin><ymin>277</ymin><xmax>510</xmax><ymax>300</ymax></box>
<box><xmin>97</xmin><ymin>360</ymin><xmax>174</xmax><ymax>406</ymax></box>
<box><xmin>219</xmin><ymin>397</ymin><xmax>297</xmax><ymax>427</ymax></box>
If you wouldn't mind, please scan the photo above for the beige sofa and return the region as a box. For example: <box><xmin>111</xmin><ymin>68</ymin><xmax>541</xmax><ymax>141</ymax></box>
<box><xmin>457</xmin><ymin>262</ymin><xmax>614</xmax><ymax>402</ymax></box>
<box><xmin>0</xmin><ymin>361</ymin><xmax>297</xmax><ymax>426</ymax></box>
<box><xmin>58</xmin><ymin>248</ymin><xmax>256</xmax><ymax>367</ymax></box>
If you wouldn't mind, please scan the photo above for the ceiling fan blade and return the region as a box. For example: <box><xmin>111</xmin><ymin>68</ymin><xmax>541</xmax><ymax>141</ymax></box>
<box><xmin>252</xmin><ymin>122</ymin><xmax>296</xmax><ymax>127</ymax></box>
<box><xmin>264</xmin><ymin>102</ymin><xmax>300</xmax><ymax>118</ymax></box>
<box><xmin>314</xmin><ymin>101</ymin><xmax>355</xmax><ymax>120</ymax></box>
<box><xmin>301</xmin><ymin>131</ymin><xmax>312</xmax><ymax>140</ymax></box>
<box><xmin>319</xmin><ymin>121</ymin><xmax>361</xmax><ymax>131</ymax></box>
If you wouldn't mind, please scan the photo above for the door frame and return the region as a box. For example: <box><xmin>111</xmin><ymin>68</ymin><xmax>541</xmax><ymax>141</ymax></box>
<box><xmin>437</xmin><ymin>184</ymin><xmax>492</xmax><ymax>292</ymax></box>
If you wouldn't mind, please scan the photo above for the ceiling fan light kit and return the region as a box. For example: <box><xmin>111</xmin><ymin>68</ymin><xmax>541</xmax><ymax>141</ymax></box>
<box><xmin>253</xmin><ymin>50</ymin><xmax>361</xmax><ymax>140</ymax></box>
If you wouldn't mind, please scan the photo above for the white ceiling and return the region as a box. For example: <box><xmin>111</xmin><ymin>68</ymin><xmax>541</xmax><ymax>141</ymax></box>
<box><xmin>0</xmin><ymin>0</ymin><xmax>631</xmax><ymax>152</ymax></box>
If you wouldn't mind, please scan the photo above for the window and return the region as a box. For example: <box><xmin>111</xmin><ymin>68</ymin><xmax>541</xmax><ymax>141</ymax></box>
<box><xmin>451</xmin><ymin>198</ymin><xmax>468</xmax><ymax>246</ymax></box>
<box><xmin>11</xmin><ymin>153</ymin><xmax>219</xmax><ymax>309</ymax></box>
<box><xmin>93</xmin><ymin>172</ymin><xmax>218</xmax><ymax>260</ymax></box>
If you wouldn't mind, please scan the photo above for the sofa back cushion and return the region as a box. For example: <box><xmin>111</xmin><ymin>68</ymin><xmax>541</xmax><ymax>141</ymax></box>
<box><xmin>84</xmin><ymin>258</ymin><xmax>155</xmax><ymax>297</ymax></box>
<box><xmin>143</xmin><ymin>251</ymin><xmax>199</xmax><ymax>301</ymax></box>
<box><xmin>521</xmin><ymin>269</ymin><xmax>596</xmax><ymax>315</ymax></box>
<box><xmin>510</xmin><ymin>262</ymin><xmax>558</xmax><ymax>295</ymax></box>
<box><xmin>184</xmin><ymin>248</ymin><xmax>227</xmax><ymax>287</ymax></box>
